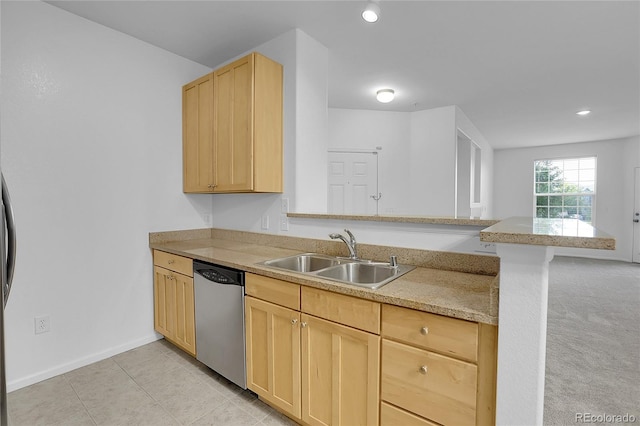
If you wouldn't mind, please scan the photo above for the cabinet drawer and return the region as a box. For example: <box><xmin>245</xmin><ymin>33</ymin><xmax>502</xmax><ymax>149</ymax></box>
<box><xmin>381</xmin><ymin>339</ymin><xmax>477</xmax><ymax>426</ymax></box>
<box><xmin>301</xmin><ymin>287</ymin><xmax>380</xmax><ymax>334</ymax></box>
<box><xmin>382</xmin><ymin>304</ymin><xmax>478</xmax><ymax>362</ymax></box>
<box><xmin>381</xmin><ymin>402</ymin><xmax>439</xmax><ymax>426</ymax></box>
<box><xmin>245</xmin><ymin>273</ymin><xmax>300</xmax><ymax>310</ymax></box>
<box><xmin>153</xmin><ymin>250</ymin><xmax>193</xmax><ymax>277</ymax></box>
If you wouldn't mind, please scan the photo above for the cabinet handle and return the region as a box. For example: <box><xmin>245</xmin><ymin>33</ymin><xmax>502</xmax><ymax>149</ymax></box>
<box><xmin>301</xmin><ymin>322</ymin><xmax>307</xmax><ymax>328</ymax></box>
<box><xmin>167</xmin><ymin>260</ymin><xmax>175</xmax><ymax>264</ymax></box>
<box><xmin>419</xmin><ymin>365</ymin><xmax>428</xmax><ymax>374</ymax></box>
<box><xmin>420</xmin><ymin>326</ymin><xmax>429</xmax><ymax>335</ymax></box>
<box><xmin>291</xmin><ymin>319</ymin><xmax>298</xmax><ymax>325</ymax></box>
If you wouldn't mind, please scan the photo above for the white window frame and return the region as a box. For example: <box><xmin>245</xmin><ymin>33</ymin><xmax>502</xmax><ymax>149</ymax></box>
<box><xmin>533</xmin><ymin>156</ymin><xmax>597</xmax><ymax>225</ymax></box>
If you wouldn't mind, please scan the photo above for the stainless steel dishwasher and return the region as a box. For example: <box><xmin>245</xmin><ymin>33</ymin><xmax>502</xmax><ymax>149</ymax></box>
<box><xmin>193</xmin><ymin>260</ymin><xmax>246</xmax><ymax>389</ymax></box>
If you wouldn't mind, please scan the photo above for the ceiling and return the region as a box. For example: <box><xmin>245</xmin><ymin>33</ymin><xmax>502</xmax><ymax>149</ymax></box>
<box><xmin>47</xmin><ymin>0</ymin><xmax>639</xmax><ymax>150</ymax></box>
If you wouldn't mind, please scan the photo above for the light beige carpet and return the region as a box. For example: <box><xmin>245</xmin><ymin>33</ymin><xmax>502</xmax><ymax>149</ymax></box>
<box><xmin>544</xmin><ymin>256</ymin><xmax>640</xmax><ymax>425</ymax></box>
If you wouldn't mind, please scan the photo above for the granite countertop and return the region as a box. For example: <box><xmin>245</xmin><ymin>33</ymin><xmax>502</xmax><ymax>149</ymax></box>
<box><xmin>288</xmin><ymin>212</ymin><xmax>498</xmax><ymax>227</ymax></box>
<box><xmin>149</xmin><ymin>231</ymin><xmax>498</xmax><ymax>325</ymax></box>
<box><xmin>480</xmin><ymin>217</ymin><xmax>616</xmax><ymax>250</ymax></box>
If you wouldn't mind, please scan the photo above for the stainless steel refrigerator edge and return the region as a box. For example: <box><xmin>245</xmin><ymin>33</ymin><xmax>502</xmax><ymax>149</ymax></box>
<box><xmin>2</xmin><ymin>6</ymin><xmax>19</xmax><ymax>424</ymax></box>
<box><xmin>0</xmin><ymin>175</ymin><xmax>17</xmax><ymax>426</ymax></box>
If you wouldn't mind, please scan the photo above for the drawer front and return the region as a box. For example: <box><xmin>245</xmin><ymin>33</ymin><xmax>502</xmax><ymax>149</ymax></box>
<box><xmin>381</xmin><ymin>339</ymin><xmax>477</xmax><ymax>426</ymax></box>
<box><xmin>380</xmin><ymin>402</ymin><xmax>439</xmax><ymax>426</ymax></box>
<box><xmin>301</xmin><ymin>287</ymin><xmax>380</xmax><ymax>334</ymax></box>
<box><xmin>382</xmin><ymin>304</ymin><xmax>478</xmax><ymax>362</ymax></box>
<box><xmin>245</xmin><ymin>273</ymin><xmax>300</xmax><ymax>310</ymax></box>
<box><xmin>153</xmin><ymin>250</ymin><xmax>193</xmax><ymax>277</ymax></box>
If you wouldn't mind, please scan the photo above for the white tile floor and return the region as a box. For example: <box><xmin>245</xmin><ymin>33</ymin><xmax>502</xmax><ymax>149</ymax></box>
<box><xmin>8</xmin><ymin>339</ymin><xmax>298</xmax><ymax>426</ymax></box>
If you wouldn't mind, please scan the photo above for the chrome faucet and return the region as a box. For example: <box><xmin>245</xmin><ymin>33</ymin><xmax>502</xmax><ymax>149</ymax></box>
<box><xmin>329</xmin><ymin>229</ymin><xmax>358</xmax><ymax>259</ymax></box>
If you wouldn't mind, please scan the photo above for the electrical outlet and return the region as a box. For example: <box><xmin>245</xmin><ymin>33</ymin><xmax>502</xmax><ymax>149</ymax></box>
<box><xmin>280</xmin><ymin>214</ymin><xmax>289</xmax><ymax>231</ymax></box>
<box><xmin>477</xmin><ymin>242</ymin><xmax>497</xmax><ymax>253</ymax></box>
<box><xmin>261</xmin><ymin>214</ymin><xmax>270</xmax><ymax>230</ymax></box>
<box><xmin>281</xmin><ymin>198</ymin><xmax>289</xmax><ymax>213</ymax></box>
<box><xmin>35</xmin><ymin>316</ymin><xmax>50</xmax><ymax>334</ymax></box>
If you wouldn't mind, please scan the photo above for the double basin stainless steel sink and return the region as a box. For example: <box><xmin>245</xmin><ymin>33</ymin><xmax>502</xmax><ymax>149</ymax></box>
<box><xmin>259</xmin><ymin>253</ymin><xmax>415</xmax><ymax>290</ymax></box>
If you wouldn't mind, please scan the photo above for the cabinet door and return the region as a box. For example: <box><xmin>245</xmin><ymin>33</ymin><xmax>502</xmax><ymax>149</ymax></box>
<box><xmin>253</xmin><ymin>53</ymin><xmax>283</xmax><ymax>193</ymax></box>
<box><xmin>183</xmin><ymin>73</ymin><xmax>214</xmax><ymax>192</ymax></box>
<box><xmin>172</xmin><ymin>273</ymin><xmax>196</xmax><ymax>356</ymax></box>
<box><xmin>153</xmin><ymin>266</ymin><xmax>196</xmax><ymax>356</ymax></box>
<box><xmin>153</xmin><ymin>266</ymin><xmax>175</xmax><ymax>339</ymax></box>
<box><xmin>214</xmin><ymin>54</ymin><xmax>254</xmax><ymax>192</ymax></box>
<box><xmin>301</xmin><ymin>314</ymin><xmax>380</xmax><ymax>426</ymax></box>
<box><xmin>245</xmin><ymin>296</ymin><xmax>301</xmax><ymax>418</ymax></box>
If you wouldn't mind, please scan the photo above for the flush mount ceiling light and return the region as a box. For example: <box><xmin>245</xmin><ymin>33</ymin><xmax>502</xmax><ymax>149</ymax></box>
<box><xmin>362</xmin><ymin>2</ymin><xmax>380</xmax><ymax>23</ymax></box>
<box><xmin>376</xmin><ymin>89</ymin><xmax>395</xmax><ymax>103</ymax></box>
<box><xmin>576</xmin><ymin>110</ymin><xmax>591</xmax><ymax>116</ymax></box>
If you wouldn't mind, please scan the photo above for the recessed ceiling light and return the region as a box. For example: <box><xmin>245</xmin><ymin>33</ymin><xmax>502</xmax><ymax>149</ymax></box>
<box><xmin>362</xmin><ymin>2</ymin><xmax>380</xmax><ymax>23</ymax></box>
<box><xmin>576</xmin><ymin>110</ymin><xmax>591</xmax><ymax>116</ymax></box>
<box><xmin>376</xmin><ymin>89</ymin><xmax>394</xmax><ymax>103</ymax></box>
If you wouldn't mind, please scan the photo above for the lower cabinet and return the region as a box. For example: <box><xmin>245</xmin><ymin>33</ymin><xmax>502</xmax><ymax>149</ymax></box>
<box><xmin>244</xmin><ymin>273</ymin><xmax>497</xmax><ymax>426</ymax></box>
<box><xmin>152</xmin><ymin>251</ymin><xmax>196</xmax><ymax>356</ymax></box>
<box><xmin>380</xmin><ymin>304</ymin><xmax>498</xmax><ymax>426</ymax></box>
<box><xmin>244</xmin><ymin>273</ymin><xmax>380</xmax><ymax>426</ymax></box>
<box><xmin>245</xmin><ymin>296</ymin><xmax>301</xmax><ymax>417</ymax></box>
<box><xmin>301</xmin><ymin>313</ymin><xmax>379</xmax><ymax>426</ymax></box>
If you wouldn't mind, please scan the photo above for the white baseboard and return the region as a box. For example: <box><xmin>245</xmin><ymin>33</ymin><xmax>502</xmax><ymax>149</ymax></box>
<box><xmin>7</xmin><ymin>333</ymin><xmax>161</xmax><ymax>393</ymax></box>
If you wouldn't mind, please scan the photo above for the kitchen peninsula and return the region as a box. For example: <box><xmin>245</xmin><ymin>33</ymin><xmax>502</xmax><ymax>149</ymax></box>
<box><xmin>149</xmin><ymin>216</ymin><xmax>614</xmax><ymax>426</ymax></box>
<box><xmin>150</xmin><ymin>226</ymin><xmax>500</xmax><ymax>425</ymax></box>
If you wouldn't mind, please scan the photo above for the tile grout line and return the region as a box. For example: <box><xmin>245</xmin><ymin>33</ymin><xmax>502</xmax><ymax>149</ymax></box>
<box><xmin>113</xmin><ymin>350</ymin><xmax>186</xmax><ymax>425</ymax></box>
<box><xmin>62</xmin><ymin>373</ymin><xmax>98</xmax><ymax>426</ymax></box>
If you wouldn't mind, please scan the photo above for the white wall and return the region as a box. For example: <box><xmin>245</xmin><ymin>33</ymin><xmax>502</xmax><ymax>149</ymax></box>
<box><xmin>409</xmin><ymin>106</ymin><xmax>457</xmax><ymax>216</ymax></box>
<box><xmin>494</xmin><ymin>136</ymin><xmax>640</xmax><ymax>261</ymax></box>
<box><xmin>1</xmin><ymin>1</ymin><xmax>212</xmax><ymax>390</ymax></box>
<box><xmin>456</xmin><ymin>106</ymin><xmax>494</xmax><ymax>219</ymax></box>
<box><xmin>294</xmin><ymin>32</ymin><xmax>329</xmax><ymax>213</ymax></box>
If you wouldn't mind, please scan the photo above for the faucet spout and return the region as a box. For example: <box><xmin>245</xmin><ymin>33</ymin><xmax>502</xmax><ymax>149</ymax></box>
<box><xmin>329</xmin><ymin>229</ymin><xmax>358</xmax><ymax>259</ymax></box>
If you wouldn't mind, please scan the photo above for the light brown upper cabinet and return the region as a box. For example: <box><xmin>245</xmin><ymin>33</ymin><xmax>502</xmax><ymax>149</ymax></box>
<box><xmin>182</xmin><ymin>52</ymin><xmax>283</xmax><ymax>193</ymax></box>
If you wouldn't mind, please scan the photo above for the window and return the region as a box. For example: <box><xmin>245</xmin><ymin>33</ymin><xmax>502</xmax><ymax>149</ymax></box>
<box><xmin>534</xmin><ymin>157</ymin><xmax>596</xmax><ymax>224</ymax></box>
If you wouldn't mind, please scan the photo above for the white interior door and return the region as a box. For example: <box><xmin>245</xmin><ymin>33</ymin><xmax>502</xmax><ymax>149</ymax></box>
<box><xmin>633</xmin><ymin>167</ymin><xmax>640</xmax><ymax>263</ymax></box>
<box><xmin>327</xmin><ymin>151</ymin><xmax>378</xmax><ymax>215</ymax></box>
